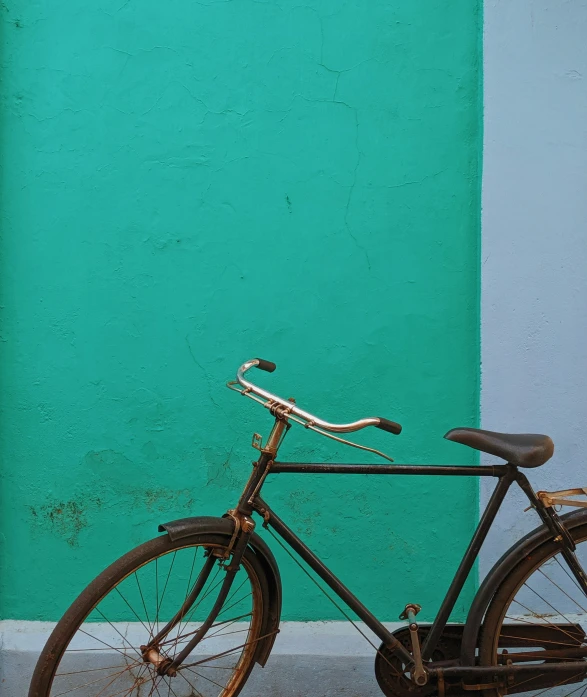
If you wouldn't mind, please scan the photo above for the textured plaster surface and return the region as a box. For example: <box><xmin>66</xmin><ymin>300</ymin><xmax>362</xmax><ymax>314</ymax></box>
<box><xmin>0</xmin><ymin>0</ymin><xmax>482</xmax><ymax>620</ymax></box>
<box><xmin>481</xmin><ymin>0</ymin><xmax>587</xmax><ymax>572</ymax></box>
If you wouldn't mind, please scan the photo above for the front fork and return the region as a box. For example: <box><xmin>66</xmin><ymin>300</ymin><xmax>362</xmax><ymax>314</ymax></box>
<box><xmin>143</xmin><ymin>415</ymin><xmax>289</xmax><ymax>675</ymax></box>
<box><xmin>141</xmin><ymin>512</ymin><xmax>256</xmax><ymax>676</ymax></box>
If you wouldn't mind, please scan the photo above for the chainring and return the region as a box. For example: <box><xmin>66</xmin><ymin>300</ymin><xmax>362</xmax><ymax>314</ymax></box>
<box><xmin>375</xmin><ymin>626</ymin><xmax>461</xmax><ymax>697</ymax></box>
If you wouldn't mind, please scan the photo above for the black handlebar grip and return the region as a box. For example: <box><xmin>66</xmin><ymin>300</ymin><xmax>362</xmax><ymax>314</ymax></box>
<box><xmin>256</xmin><ymin>358</ymin><xmax>277</xmax><ymax>373</ymax></box>
<box><xmin>376</xmin><ymin>417</ymin><xmax>402</xmax><ymax>435</ymax></box>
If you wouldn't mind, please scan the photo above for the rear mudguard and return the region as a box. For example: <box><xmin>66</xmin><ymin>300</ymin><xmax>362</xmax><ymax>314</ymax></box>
<box><xmin>461</xmin><ymin>507</ymin><xmax>587</xmax><ymax>665</ymax></box>
<box><xmin>158</xmin><ymin>516</ymin><xmax>282</xmax><ymax>667</ymax></box>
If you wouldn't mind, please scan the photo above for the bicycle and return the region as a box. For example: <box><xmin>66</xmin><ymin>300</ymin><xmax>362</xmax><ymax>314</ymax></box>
<box><xmin>29</xmin><ymin>358</ymin><xmax>587</xmax><ymax>697</ymax></box>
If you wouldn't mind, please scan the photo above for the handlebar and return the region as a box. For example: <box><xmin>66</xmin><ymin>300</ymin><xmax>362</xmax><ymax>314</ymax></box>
<box><xmin>235</xmin><ymin>358</ymin><xmax>402</xmax><ymax>435</ymax></box>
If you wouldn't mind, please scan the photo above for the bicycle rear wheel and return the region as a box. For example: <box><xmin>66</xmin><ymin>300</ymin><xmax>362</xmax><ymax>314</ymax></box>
<box><xmin>479</xmin><ymin>511</ymin><xmax>587</xmax><ymax>697</ymax></box>
<box><xmin>29</xmin><ymin>532</ymin><xmax>269</xmax><ymax>697</ymax></box>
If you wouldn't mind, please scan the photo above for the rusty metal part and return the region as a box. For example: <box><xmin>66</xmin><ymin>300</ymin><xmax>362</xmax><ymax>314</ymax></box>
<box><xmin>141</xmin><ymin>645</ymin><xmax>176</xmax><ymax>677</ymax></box>
<box><xmin>375</xmin><ymin>622</ymin><xmax>586</xmax><ymax>697</ymax></box>
<box><xmin>220</xmin><ymin>510</ymin><xmax>256</xmax><ymax>561</ymax></box>
<box><xmin>400</xmin><ymin>604</ymin><xmax>427</xmax><ymax>686</ymax></box>
<box><xmin>437</xmin><ymin>668</ymin><xmax>445</xmax><ymax>697</ymax></box>
<box><xmin>263</xmin><ymin>414</ymin><xmax>290</xmax><ymax>458</ymax></box>
<box><xmin>375</xmin><ymin>626</ymin><xmax>460</xmax><ymax>697</ymax></box>
<box><xmin>537</xmin><ymin>487</ymin><xmax>587</xmax><ymax>508</ymax></box>
<box><xmin>460</xmin><ymin>681</ymin><xmax>500</xmax><ymax>691</ymax></box>
<box><xmin>247</xmin><ymin>463</ymin><xmax>272</xmax><ymax>505</ymax></box>
<box><xmin>255</xmin><ymin>499</ymin><xmax>272</xmax><ymax>527</ymax></box>
<box><xmin>252</xmin><ymin>433</ymin><xmax>263</xmax><ymax>451</ymax></box>
<box><xmin>400</xmin><ymin>604</ymin><xmax>422</xmax><ymax>621</ymax></box>
<box><xmin>219</xmin><ymin>509</ymin><xmax>242</xmax><ymax>560</ymax></box>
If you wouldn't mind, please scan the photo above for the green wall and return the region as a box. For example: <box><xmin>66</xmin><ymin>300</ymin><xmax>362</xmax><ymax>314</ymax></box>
<box><xmin>0</xmin><ymin>0</ymin><xmax>482</xmax><ymax>621</ymax></box>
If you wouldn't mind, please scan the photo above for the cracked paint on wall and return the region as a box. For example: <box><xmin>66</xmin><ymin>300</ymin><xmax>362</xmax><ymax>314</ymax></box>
<box><xmin>0</xmin><ymin>0</ymin><xmax>482</xmax><ymax>620</ymax></box>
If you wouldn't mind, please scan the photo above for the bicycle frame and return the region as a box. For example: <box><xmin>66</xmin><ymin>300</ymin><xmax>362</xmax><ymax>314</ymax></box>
<box><xmin>227</xmin><ymin>413</ymin><xmax>587</xmax><ymax>683</ymax></box>
<box><xmin>155</xmin><ymin>407</ymin><xmax>587</xmax><ymax>686</ymax></box>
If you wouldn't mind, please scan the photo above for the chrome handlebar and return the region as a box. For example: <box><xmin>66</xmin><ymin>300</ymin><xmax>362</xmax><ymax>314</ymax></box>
<box><xmin>234</xmin><ymin>358</ymin><xmax>402</xmax><ymax>435</ymax></box>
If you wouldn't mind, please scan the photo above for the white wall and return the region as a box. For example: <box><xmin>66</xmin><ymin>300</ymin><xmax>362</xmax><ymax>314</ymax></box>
<box><xmin>481</xmin><ymin>0</ymin><xmax>587</xmax><ymax>574</ymax></box>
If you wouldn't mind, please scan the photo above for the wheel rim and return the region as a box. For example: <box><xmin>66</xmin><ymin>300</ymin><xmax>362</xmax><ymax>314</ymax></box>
<box><xmin>489</xmin><ymin>531</ymin><xmax>587</xmax><ymax>697</ymax></box>
<box><xmin>45</xmin><ymin>542</ymin><xmax>264</xmax><ymax>697</ymax></box>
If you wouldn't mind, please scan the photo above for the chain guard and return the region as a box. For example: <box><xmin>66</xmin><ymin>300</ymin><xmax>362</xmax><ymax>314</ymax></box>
<box><xmin>375</xmin><ymin>626</ymin><xmax>462</xmax><ymax>697</ymax></box>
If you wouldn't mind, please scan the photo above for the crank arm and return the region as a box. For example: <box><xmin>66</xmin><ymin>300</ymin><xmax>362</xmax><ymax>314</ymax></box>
<box><xmin>400</xmin><ymin>604</ymin><xmax>428</xmax><ymax>686</ymax></box>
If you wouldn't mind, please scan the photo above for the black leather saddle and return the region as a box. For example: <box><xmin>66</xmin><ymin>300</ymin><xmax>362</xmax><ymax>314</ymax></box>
<box><xmin>445</xmin><ymin>427</ymin><xmax>554</xmax><ymax>468</ymax></box>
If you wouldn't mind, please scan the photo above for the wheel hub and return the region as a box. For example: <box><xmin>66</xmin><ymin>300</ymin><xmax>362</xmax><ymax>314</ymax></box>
<box><xmin>140</xmin><ymin>645</ymin><xmax>177</xmax><ymax>677</ymax></box>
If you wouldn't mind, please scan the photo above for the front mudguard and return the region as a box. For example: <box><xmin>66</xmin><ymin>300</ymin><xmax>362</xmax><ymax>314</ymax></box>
<box><xmin>158</xmin><ymin>516</ymin><xmax>281</xmax><ymax>667</ymax></box>
<box><xmin>461</xmin><ymin>507</ymin><xmax>587</xmax><ymax>665</ymax></box>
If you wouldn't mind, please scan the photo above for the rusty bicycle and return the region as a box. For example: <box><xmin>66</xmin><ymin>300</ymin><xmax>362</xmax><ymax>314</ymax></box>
<box><xmin>30</xmin><ymin>358</ymin><xmax>587</xmax><ymax>697</ymax></box>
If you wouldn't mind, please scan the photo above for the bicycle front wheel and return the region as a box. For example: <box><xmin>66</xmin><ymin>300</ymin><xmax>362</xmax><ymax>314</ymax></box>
<box><xmin>479</xmin><ymin>510</ymin><xmax>587</xmax><ymax>697</ymax></box>
<box><xmin>29</xmin><ymin>532</ymin><xmax>270</xmax><ymax>697</ymax></box>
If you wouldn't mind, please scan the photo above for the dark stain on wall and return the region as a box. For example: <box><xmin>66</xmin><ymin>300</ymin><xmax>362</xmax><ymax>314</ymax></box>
<box><xmin>30</xmin><ymin>498</ymin><xmax>102</xmax><ymax>547</ymax></box>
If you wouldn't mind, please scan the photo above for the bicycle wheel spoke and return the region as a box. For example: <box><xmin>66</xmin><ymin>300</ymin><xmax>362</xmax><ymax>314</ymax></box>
<box><xmin>57</xmin><ymin>665</ymin><xmax>132</xmax><ymax>677</ymax></box>
<box><xmin>203</xmin><ymin>613</ymin><xmax>254</xmax><ymax>640</ymax></box>
<box><xmin>555</xmin><ymin>556</ymin><xmax>587</xmax><ymax>597</ymax></box>
<box><xmin>182</xmin><ymin>665</ymin><xmax>228</xmax><ymax>691</ymax></box>
<box><xmin>67</xmin><ymin>662</ymin><xmax>148</xmax><ymax>697</ymax></box>
<box><xmin>152</xmin><ymin>676</ymin><xmax>170</xmax><ymax>697</ymax></box>
<box><xmin>156</xmin><ymin>552</ymin><xmax>177</xmax><ymax>621</ymax></box>
<box><xmin>219</xmin><ymin>576</ymin><xmax>249</xmax><ymax>615</ymax></box>
<box><xmin>161</xmin><ymin>609</ymin><xmax>252</xmax><ymax>649</ymax></box>
<box><xmin>114</xmin><ymin>587</ymin><xmax>153</xmax><ymax>638</ymax></box>
<box><xmin>176</xmin><ymin>670</ymin><xmax>206</xmax><ymax>697</ymax></box>
<box><xmin>529</xmin><ymin>671</ymin><xmax>586</xmax><ymax>697</ymax></box>
<box><xmin>523</xmin><ymin>581</ymin><xmax>582</xmax><ymax>627</ymax></box>
<box><xmin>163</xmin><ymin>679</ymin><xmax>182</xmax><ymax>697</ymax></box>
<box><xmin>155</xmin><ymin>557</ymin><xmax>159</xmax><ymax>636</ymax></box>
<box><xmin>177</xmin><ymin>565</ymin><xmax>223</xmax><ymax>631</ymax></box>
<box><xmin>134</xmin><ymin>572</ymin><xmax>154</xmax><ymax>636</ymax></box>
<box><xmin>171</xmin><ymin>563</ymin><xmax>222</xmax><ymax>643</ymax></box>
<box><xmin>171</xmin><ymin>547</ymin><xmax>200</xmax><ymax>659</ymax></box>
<box><xmin>202</xmin><ymin>627</ymin><xmax>251</xmax><ymax>642</ymax></box>
<box><xmin>77</xmin><ymin>628</ymin><xmax>141</xmax><ymax>662</ymax></box>
<box><xmin>180</xmin><ymin>629</ymin><xmax>277</xmax><ymax>670</ymax></box>
<box><xmin>537</xmin><ymin>566</ymin><xmax>587</xmax><ymax>613</ymax></box>
<box><xmin>52</xmin><ymin>664</ymin><xmax>136</xmax><ymax>697</ymax></box>
<box><xmin>92</xmin><ymin>609</ymin><xmax>143</xmax><ymax>659</ymax></box>
<box><xmin>120</xmin><ymin>663</ymin><xmax>150</xmax><ymax>697</ymax></box>
<box><xmin>510</xmin><ymin>596</ymin><xmax>581</xmax><ymax>645</ymax></box>
<box><xmin>214</xmin><ymin>592</ymin><xmax>252</xmax><ymax>621</ymax></box>
<box><xmin>500</xmin><ymin>629</ymin><xmax>581</xmax><ymax>648</ymax></box>
<box><xmin>64</xmin><ymin>648</ymin><xmax>138</xmax><ymax>653</ymax></box>
<box><xmin>166</xmin><ymin>588</ymin><xmax>253</xmax><ymax>651</ymax></box>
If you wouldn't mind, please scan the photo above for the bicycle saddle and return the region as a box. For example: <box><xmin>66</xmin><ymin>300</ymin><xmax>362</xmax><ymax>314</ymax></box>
<box><xmin>445</xmin><ymin>427</ymin><xmax>554</xmax><ymax>468</ymax></box>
